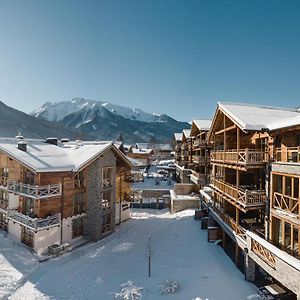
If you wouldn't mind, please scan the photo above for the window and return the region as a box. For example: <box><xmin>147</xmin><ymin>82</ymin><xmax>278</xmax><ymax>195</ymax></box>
<box><xmin>102</xmin><ymin>191</ymin><xmax>112</xmax><ymax>210</ymax></box>
<box><xmin>102</xmin><ymin>167</ymin><xmax>113</xmax><ymax>188</ymax></box>
<box><xmin>23</xmin><ymin>198</ymin><xmax>35</xmax><ymax>217</ymax></box>
<box><xmin>0</xmin><ymin>167</ymin><xmax>9</xmax><ymax>177</ymax></box>
<box><xmin>72</xmin><ymin>216</ymin><xmax>86</xmax><ymax>238</ymax></box>
<box><xmin>74</xmin><ymin>171</ymin><xmax>84</xmax><ymax>188</ymax></box>
<box><xmin>102</xmin><ymin>213</ymin><xmax>112</xmax><ymax>234</ymax></box>
<box><xmin>274</xmin><ymin>175</ymin><xmax>282</xmax><ymax>193</ymax></box>
<box><xmin>284</xmin><ymin>222</ymin><xmax>291</xmax><ymax>253</ymax></box>
<box><xmin>285</xmin><ymin>176</ymin><xmax>292</xmax><ymax>196</ymax></box>
<box><xmin>0</xmin><ymin>190</ymin><xmax>8</xmax><ymax>210</ymax></box>
<box><xmin>73</xmin><ymin>193</ymin><xmax>85</xmax><ymax>215</ymax></box>
<box><xmin>293</xmin><ymin>227</ymin><xmax>299</xmax><ymax>258</ymax></box>
<box><xmin>24</xmin><ymin>170</ymin><xmax>34</xmax><ymax>185</ymax></box>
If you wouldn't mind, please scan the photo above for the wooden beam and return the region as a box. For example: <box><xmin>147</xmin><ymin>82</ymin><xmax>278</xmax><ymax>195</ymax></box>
<box><xmin>215</xmin><ymin>125</ymin><xmax>237</xmax><ymax>135</ymax></box>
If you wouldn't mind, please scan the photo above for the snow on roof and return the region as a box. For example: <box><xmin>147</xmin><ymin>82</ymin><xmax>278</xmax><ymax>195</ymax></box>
<box><xmin>192</xmin><ymin>119</ymin><xmax>212</xmax><ymax>131</ymax></box>
<box><xmin>0</xmin><ymin>138</ymin><xmax>128</xmax><ymax>173</ymax></box>
<box><xmin>182</xmin><ymin>129</ymin><xmax>191</xmax><ymax>139</ymax></box>
<box><xmin>174</xmin><ymin>133</ymin><xmax>182</xmax><ymax>142</ymax></box>
<box><xmin>219</xmin><ymin>102</ymin><xmax>300</xmax><ymax>131</ymax></box>
<box><xmin>132</xmin><ymin>148</ymin><xmax>153</xmax><ymax>154</ymax></box>
<box><xmin>135</xmin><ymin>143</ymin><xmax>172</xmax><ymax>151</ymax></box>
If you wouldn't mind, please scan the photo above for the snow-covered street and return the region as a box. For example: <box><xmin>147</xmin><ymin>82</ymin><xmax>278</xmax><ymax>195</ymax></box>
<box><xmin>0</xmin><ymin>209</ymin><xmax>260</xmax><ymax>300</ymax></box>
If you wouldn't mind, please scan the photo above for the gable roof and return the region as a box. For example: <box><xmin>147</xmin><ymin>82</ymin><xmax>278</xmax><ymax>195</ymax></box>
<box><xmin>0</xmin><ymin>138</ymin><xmax>132</xmax><ymax>173</ymax></box>
<box><xmin>218</xmin><ymin>102</ymin><xmax>300</xmax><ymax>131</ymax></box>
<box><xmin>174</xmin><ymin>133</ymin><xmax>182</xmax><ymax>142</ymax></box>
<box><xmin>190</xmin><ymin>119</ymin><xmax>212</xmax><ymax>136</ymax></box>
<box><xmin>182</xmin><ymin>129</ymin><xmax>191</xmax><ymax>139</ymax></box>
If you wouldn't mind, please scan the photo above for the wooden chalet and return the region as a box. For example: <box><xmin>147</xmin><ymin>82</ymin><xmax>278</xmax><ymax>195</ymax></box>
<box><xmin>204</xmin><ymin>102</ymin><xmax>300</xmax><ymax>298</ymax></box>
<box><xmin>0</xmin><ymin>137</ymin><xmax>132</xmax><ymax>255</ymax></box>
<box><xmin>189</xmin><ymin>119</ymin><xmax>212</xmax><ymax>188</ymax></box>
<box><xmin>173</xmin><ymin>132</ymin><xmax>183</xmax><ymax>164</ymax></box>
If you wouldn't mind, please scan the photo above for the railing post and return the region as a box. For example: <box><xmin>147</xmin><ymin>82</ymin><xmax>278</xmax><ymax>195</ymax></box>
<box><xmin>245</xmin><ymin>148</ymin><xmax>249</xmax><ymax>164</ymax></box>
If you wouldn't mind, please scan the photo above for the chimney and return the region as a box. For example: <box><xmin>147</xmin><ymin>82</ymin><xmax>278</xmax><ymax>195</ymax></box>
<box><xmin>18</xmin><ymin>141</ymin><xmax>27</xmax><ymax>152</ymax></box>
<box><xmin>46</xmin><ymin>137</ymin><xmax>58</xmax><ymax>146</ymax></box>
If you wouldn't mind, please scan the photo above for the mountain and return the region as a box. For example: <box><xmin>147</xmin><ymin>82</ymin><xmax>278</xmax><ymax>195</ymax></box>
<box><xmin>31</xmin><ymin>98</ymin><xmax>190</xmax><ymax>143</ymax></box>
<box><xmin>0</xmin><ymin>101</ymin><xmax>83</xmax><ymax>139</ymax></box>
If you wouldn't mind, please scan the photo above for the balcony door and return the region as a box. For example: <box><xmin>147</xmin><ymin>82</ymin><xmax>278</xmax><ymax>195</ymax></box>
<box><xmin>24</xmin><ymin>170</ymin><xmax>35</xmax><ymax>185</ymax></box>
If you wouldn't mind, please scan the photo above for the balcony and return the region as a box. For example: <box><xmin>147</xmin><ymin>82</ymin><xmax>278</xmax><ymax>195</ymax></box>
<box><xmin>273</xmin><ymin>192</ymin><xmax>299</xmax><ymax>217</ymax></box>
<box><xmin>0</xmin><ymin>176</ymin><xmax>62</xmax><ymax>199</ymax></box>
<box><xmin>193</xmin><ymin>139</ymin><xmax>206</xmax><ymax>148</ymax></box>
<box><xmin>7</xmin><ymin>210</ymin><xmax>60</xmax><ymax>231</ymax></box>
<box><xmin>274</xmin><ymin>147</ymin><xmax>300</xmax><ymax>163</ymax></box>
<box><xmin>211</xmin><ymin>148</ymin><xmax>268</xmax><ymax>167</ymax></box>
<box><xmin>192</xmin><ymin>155</ymin><xmax>207</xmax><ymax>164</ymax></box>
<box><xmin>211</xmin><ymin>178</ymin><xmax>266</xmax><ymax>208</ymax></box>
<box><xmin>190</xmin><ymin>170</ymin><xmax>207</xmax><ymax>186</ymax></box>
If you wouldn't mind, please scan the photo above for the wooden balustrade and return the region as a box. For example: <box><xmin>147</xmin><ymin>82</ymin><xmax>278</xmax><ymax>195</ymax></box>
<box><xmin>273</xmin><ymin>192</ymin><xmax>299</xmax><ymax>216</ymax></box>
<box><xmin>274</xmin><ymin>147</ymin><xmax>300</xmax><ymax>163</ymax></box>
<box><xmin>193</xmin><ymin>139</ymin><xmax>206</xmax><ymax>148</ymax></box>
<box><xmin>0</xmin><ymin>199</ymin><xmax>8</xmax><ymax>210</ymax></box>
<box><xmin>211</xmin><ymin>178</ymin><xmax>266</xmax><ymax>207</ymax></box>
<box><xmin>192</xmin><ymin>156</ymin><xmax>206</xmax><ymax>164</ymax></box>
<box><xmin>251</xmin><ymin>238</ymin><xmax>276</xmax><ymax>269</ymax></box>
<box><xmin>211</xmin><ymin>149</ymin><xmax>268</xmax><ymax>165</ymax></box>
<box><xmin>7</xmin><ymin>210</ymin><xmax>60</xmax><ymax>231</ymax></box>
<box><xmin>0</xmin><ymin>176</ymin><xmax>62</xmax><ymax>199</ymax></box>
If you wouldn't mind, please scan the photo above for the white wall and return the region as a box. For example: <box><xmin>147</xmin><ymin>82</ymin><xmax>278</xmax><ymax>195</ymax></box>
<box><xmin>8</xmin><ymin>193</ymin><xmax>19</xmax><ymax>209</ymax></box>
<box><xmin>115</xmin><ymin>202</ymin><xmax>131</xmax><ymax>224</ymax></box>
<box><xmin>34</xmin><ymin>226</ymin><xmax>60</xmax><ymax>255</ymax></box>
<box><xmin>8</xmin><ymin>220</ymin><xmax>21</xmax><ymax>241</ymax></box>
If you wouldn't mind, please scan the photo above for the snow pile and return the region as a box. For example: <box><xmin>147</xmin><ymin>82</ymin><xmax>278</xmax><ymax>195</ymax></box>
<box><xmin>159</xmin><ymin>279</ymin><xmax>180</xmax><ymax>295</ymax></box>
<box><xmin>115</xmin><ymin>281</ymin><xmax>143</xmax><ymax>300</ymax></box>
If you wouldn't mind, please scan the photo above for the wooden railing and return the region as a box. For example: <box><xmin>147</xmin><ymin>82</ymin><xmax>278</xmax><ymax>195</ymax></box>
<box><xmin>211</xmin><ymin>148</ymin><xmax>268</xmax><ymax>165</ymax></box>
<box><xmin>251</xmin><ymin>238</ymin><xmax>276</xmax><ymax>269</ymax></box>
<box><xmin>274</xmin><ymin>147</ymin><xmax>300</xmax><ymax>163</ymax></box>
<box><xmin>273</xmin><ymin>192</ymin><xmax>299</xmax><ymax>217</ymax></box>
<box><xmin>0</xmin><ymin>176</ymin><xmax>62</xmax><ymax>199</ymax></box>
<box><xmin>190</xmin><ymin>170</ymin><xmax>206</xmax><ymax>185</ymax></box>
<box><xmin>7</xmin><ymin>210</ymin><xmax>60</xmax><ymax>231</ymax></box>
<box><xmin>211</xmin><ymin>178</ymin><xmax>266</xmax><ymax>207</ymax></box>
<box><xmin>102</xmin><ymin>223</ymin><xmax>111</xmax><ymax>234</ymax></box>
<box><xmin>193</xmin><ymin>139</ymin><xmax>206</xmax><ymax>148</ymax></box>
<box><xmin>192</xmin><ymin>156</ymin><xmax>206</xmax><ymax>164</ymax></box>
<box><xmin>213</xmin><ymin>206</ymin><xmax>246</xmax><ymax>240</ymax></box>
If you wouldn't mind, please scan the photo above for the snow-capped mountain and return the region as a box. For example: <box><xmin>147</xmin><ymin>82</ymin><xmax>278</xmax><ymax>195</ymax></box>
<box><xmin>31</xmin><ymin>98</ymin><xmax>190</xmax><ymax>143</ymax></box>
<box><xmin>0</xmin><ymin>101</ymin><xmax>81</xmax><ymax>139</ymax></box>
<box><xmin>32</xmin><ymin>98</ymin><xmax>165</xmax><ymax>123</ymax></box>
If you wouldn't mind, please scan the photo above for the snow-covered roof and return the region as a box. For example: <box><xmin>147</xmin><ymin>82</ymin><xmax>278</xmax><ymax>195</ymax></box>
<box><xmin>182</xmin><ymin>129</ymin><xmax>191</xmax><ymax>139</ymax></box>
<box><xmin>0</xmin><ymin>138</ymin><xmax>131</xmax><ymax>173</ymax></box>
<box><xmin>135</xmin><ymin>143</ymin><xmax>172</xmax><ymax>151</ymax></box>
<box><xmin>218</xmin><ymin>102</ymin><xmax>300</xmax><ymax>131</ymax></box>
<box><xmin>174</xmin><ymin>133</ymin><xmax>182</xmax><ymax>142</ymax></box>
<box><xmin>132</xmin><ymin>148</ymin><xmax>153</xmax><ymax>154</ymax></box>
<box><xmin>192</xmin><ymin>119</ymin><xmax>212</xmax><ymax>131</ymax></box>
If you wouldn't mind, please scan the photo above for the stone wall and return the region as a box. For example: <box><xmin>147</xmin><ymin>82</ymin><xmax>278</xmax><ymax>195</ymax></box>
<box><xmin>171</xmin><ymin>198</ymin><xmax>199</xmax><ymax>213</ymax></box>
<box><xmin>174</xmin><ymin>183</ymin><xmax>198</xmax><ymax>195</ymax></box>
<box><xmin>85</xmin><ymin>150</ymin><xmax>116</xmax><ymax>241</ymax></box>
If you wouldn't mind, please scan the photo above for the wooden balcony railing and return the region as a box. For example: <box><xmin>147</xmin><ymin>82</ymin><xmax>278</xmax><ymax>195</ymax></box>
<box><xmin>211</xmin><ymin>148</ymin><xmax>268</xmax><ymax>165</ymax></box>
<box><xmin>0</xmin><ymin>176</ymin><xmax>62</xmax><ymax>199</ymax></box>
<box><xmin>274</xmin><ymin>147</ymin><xmax>300</xmax><ymax>163</ymax></box>
<box><xmin>213</xmin><ymin>206</ymin><xmax>246</xmax><ymax>240</ymax></box>
<box><xmin>211</xmin><ymin>178</ymin><xmax>266</xmax><ymax>207</ymax></box>
<box><xmin>192</xmin><ymin>156</ymin><xmax>207</xmax><ymax>164</ymax></box>
<box><xmin>273</xmin><ymin>192</ymin><xmax>299</xmax><ymax>217</ymax></box>
<box><xmin>190</xmin><ymin>170</ymin><xmax>206</xmax><ymax>185</ymax></box>
<box><xmin>193</xmin><ymin>139</ymin><xmax>206</xmax><ymax>148</ymax></box>
<box><xmin>7</xmin><ymin>210</ymin><xmax>60</xmax><ymax>231</ymax></box>
<box><xmin>251</xmin><ymin>238</ymin><xmax>276</xmax><ymax>269</ymax></box>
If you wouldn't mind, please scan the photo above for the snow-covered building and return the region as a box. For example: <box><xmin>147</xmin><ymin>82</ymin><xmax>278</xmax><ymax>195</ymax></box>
<box><xmin>127</xmin><ymin>147</ymin><xmax>153</xmax><ymax>166</ymax></box>
<box><xmin>0</xmin><ymin>137</ymin><xmax>132</xmax><ymax>255</ymax></box>
<box><xmin>204</xmin><ymin>102</ymin><xmax>300</xmax><ymax>298</ymax></box>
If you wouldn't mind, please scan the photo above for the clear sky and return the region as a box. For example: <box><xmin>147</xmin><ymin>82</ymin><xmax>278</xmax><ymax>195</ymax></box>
<box><xmin>1</xmin><ymin>0</ymin><xmax>300</xmax><ymax>121</ymax></box>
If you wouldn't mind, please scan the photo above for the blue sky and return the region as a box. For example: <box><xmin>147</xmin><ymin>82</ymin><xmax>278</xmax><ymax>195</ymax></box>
<box><xmin>0</xmin><ymin>0</ymin><xmax>300</xmax><ymax>121</ymax></box>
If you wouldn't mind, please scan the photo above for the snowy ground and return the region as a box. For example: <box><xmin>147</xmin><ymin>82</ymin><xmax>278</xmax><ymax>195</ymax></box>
<box><xmin>132</xmin><ymin>166</ymin><xmax>176</xmax><ymax>190</ymax></box>
<box><xmin>0</xmin><ymin>209</ymin><xmax>260</xmax><ymax>300</ymax></box>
